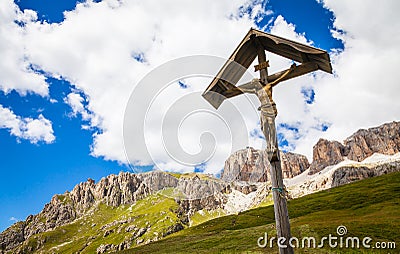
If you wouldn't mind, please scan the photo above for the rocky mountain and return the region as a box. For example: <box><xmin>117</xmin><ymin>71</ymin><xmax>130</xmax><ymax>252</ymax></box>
<box><xmin>222</xmin><ymin>147</ymin><xmax>309</xmax><ymax>182</ymax></box>
<box><xmin>0</xmin><ymin>171</ymin><xmax>271</xmax><ymax>254</ymax></box>
<box><xmin>308</xmin><ymin>139</ymin><xmax>345</xmax><ymax>175</ymax></box>
<box><xmin>309</xmin><ymin>121</ymin><xmax>400</xmax><ymax>174</ymax></box>
<box><xmin>1</xmin><ymin>121</ymin><xmax>400</xmax><ymax>253</ymax></box>
<box><xmin>0</xmin><ymin>172</ymin><xmax>155</xmax><ymax>253</ymax></box>
<box><xmin>286</xmin><ymin>153</ymin><xmax>400</xmax><ymax>198</ymax></box>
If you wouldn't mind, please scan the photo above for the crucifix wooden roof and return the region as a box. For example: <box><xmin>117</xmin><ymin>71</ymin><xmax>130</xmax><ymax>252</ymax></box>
<box><xmin>202</xmin><ymin>28</ymin><xmax>332</xmax><ymax>109</ymax></box>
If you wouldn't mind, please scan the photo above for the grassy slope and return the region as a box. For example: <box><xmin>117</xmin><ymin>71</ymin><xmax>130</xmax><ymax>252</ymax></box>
<box><xmin>15</xmin><ymin>193</ymin><xmax>182</xmax><ymax>253</ymax></box>
<box><xmin>125</xmin><ymin>172</ymin><xmax>400</xmax><ymax>254</ymax></box>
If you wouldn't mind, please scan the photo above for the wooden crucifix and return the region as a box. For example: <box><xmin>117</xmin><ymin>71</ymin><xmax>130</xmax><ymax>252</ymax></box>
<box><xmin>202</xmin><ymin>28</ymin><xmax>332</xmax><ymax>254</ymax></box>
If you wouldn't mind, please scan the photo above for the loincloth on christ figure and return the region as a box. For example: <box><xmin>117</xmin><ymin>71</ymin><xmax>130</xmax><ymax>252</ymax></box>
<box><xmin>258</xmin><ymin>102</ymin><xmax>278</xmax><ymax>161</ymax></box>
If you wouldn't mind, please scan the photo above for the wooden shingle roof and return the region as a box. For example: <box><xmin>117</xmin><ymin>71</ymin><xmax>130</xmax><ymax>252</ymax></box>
<box><xmin>202</xmin><ymin>28</ymin><xmax>332</xmax><ymax>109</ymax></box>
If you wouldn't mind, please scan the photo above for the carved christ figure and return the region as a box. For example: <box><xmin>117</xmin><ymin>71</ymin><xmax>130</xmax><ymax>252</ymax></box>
<box><xmin>237</xmin><ymin>65</ymin><xmax>294</xmax><ymax>162</ymax></box>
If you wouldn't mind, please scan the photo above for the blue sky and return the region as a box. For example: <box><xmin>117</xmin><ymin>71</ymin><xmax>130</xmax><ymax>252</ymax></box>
<box><xmin>1</xmin><ymin>0</ymin><xmax>398</xmax><ymax>232</ymax></box>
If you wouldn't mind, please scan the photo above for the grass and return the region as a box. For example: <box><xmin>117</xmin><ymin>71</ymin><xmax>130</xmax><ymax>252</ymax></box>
<box><xmin>190</xmin><ymin>208</ymin><xmax>226</xmax><ymax>227</ymax></box>
<box><xmin>166</xmin><ymin>172</ymin><xmax>182</xmax><ymax>179</ymax></box>
<box><xmin>122</xmin><ymin>171</ymin><xmax>400</xmax><ymax>253</ymax></box>
<box><xmin>256</xmin><ymin>193</ymin><xmax>274</xmax><ymax>207</ymax></box>
<box><xmin>166</xmin><ymin>172</ymin><xmax>216</xmax><ymax>181</ymax></box>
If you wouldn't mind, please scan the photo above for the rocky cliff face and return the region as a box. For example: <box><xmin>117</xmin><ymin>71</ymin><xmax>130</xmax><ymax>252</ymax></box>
<box><xmin>222</xmin><ymin>147</ymin><xmax>309</xmax><ymax>182</ymax></box>
<box><xmin>309</xmin><ymin>139</ymin><xmax>345</xmax><ymax>175</ymax></box>
<box><xmin>0</xmin><ymin>222</ymin><xmax>25</xmax><ymax>252</ymax></box>
<box><xmin>222</xmin><ymin>147</ymin><xmax>269</xmax><ymax>182</ymax></box>
<box><xmin>286</xmin><ymin>153</ymin><xmax>400</xmax><ymax>198</ymax></box>
<box><xmin>344</xmin><ymin>121</ymin><xmax>400</xmax><ymax>161</ymax></box>
<box><xmin>331</xmin><ymin>160</ymin><xmax>400</xmax><ymax>187</ymax></box>
<box><xmin>309</xmin><ymin>121</ymin><xmax>400</xmax><ymax>175</ymax></box>
<box><xmin>281</xmin><ymin>152</ymin><xmax>310</xmax><ymax>178</ymax></box>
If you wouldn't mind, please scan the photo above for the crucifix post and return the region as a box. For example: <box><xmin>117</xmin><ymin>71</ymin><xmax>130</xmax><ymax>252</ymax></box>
<box><xmin>254</xmin><ymin>37</ymin><xmax>269</xmax><ymax>84</ymax></box>
<box><xmin>254</xmin><ymin>38</ymin><xmax>294</xmax><ymax>254</ymax></box>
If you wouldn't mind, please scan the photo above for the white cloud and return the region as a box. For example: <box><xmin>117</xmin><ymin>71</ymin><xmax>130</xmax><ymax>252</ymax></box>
<box><xmin>0</xmin><ymin>0</ymin><xmax>48</xmax><ymax>96</ymax></box>
<box><xmin>9</xmin><ymin>217</ymin><xmax>18</xmax><ymax>222</ymax></box>
<box><xmin>0</xmin><ymin>104</ymin><xmax>55</xmax><ymax>144</ymax></box>
<box><xmin>64</xmin><ymin>92</ymin><xmax>92</xmax><ymax>121</ymax></box>
<box><xmin>270</xmin><ymin>15</ymin><xmax>310</xmax><ymax>45</ymax></box>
